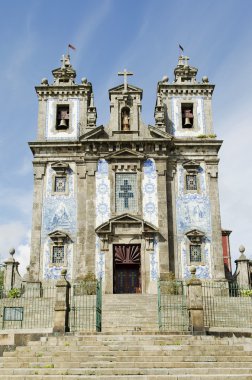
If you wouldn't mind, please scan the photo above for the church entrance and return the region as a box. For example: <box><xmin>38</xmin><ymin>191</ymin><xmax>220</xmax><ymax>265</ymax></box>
<box><xmin>113</xmin><ymin>244</ymin><xmax>141</xmax><ymax>294</ymax></box>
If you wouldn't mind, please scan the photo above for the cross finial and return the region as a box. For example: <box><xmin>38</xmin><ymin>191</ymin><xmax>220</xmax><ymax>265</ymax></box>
<box><xmin>118</xmin><ymin>68</ymin><xmax>133</xmax><ymax>92</ymax></box>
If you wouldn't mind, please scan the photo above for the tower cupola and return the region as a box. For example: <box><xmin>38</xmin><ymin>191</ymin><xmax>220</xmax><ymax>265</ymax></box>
<box><xmin>174</xmin><ymin>56</ymin><xmax>198</xmax><ymax>84</ymax></box>
<box><xmin>52</xmin><ymin>54</ymin><xmax>76</xmax><ymax>86</ymax></box>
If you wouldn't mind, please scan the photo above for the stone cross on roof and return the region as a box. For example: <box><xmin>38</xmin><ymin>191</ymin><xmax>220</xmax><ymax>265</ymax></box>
<box><xmin>118</xmin><ymin>69</ymin><xmax>133</xmax><ymax>92</ymax></box>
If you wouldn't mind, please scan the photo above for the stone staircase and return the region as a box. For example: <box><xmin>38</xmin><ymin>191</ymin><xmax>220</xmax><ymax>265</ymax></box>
<box><xmin>1</xmin><ymin>333</ymin><xmax>252</xmax><ymax>379</ymax></box>
<box><xmin>102</xmin><ymin>294</ymin><xmax>159</xmax><ymax>332</ymax></box>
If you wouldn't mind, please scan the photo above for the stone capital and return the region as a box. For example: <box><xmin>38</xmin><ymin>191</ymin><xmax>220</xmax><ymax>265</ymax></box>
<box><xmin>207</xmin><ymin>165</ymin><xmax>218</xmax><ymax>178</ymax></box>
<box><xmin>33</xmin><ymin>164</ymin><xmax>46</xmax><ymax>179</ymax></box>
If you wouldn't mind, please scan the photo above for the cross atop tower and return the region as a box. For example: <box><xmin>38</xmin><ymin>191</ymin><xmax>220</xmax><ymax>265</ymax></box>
<box><xmin>118</xmin><ymin>68</ymin><xmax>133</xmax><ymax>92</ymax></box>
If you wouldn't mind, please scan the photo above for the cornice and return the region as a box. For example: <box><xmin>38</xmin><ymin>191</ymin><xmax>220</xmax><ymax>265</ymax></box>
<box><xmin>158</xmin><ymin>83</ymin><xmax>215</xmax><ymax>97</ymax></box>
<box><xmin>35</xmin><ymin>85</ymin><xmax>92</xmax><ymax>99</ymax></box>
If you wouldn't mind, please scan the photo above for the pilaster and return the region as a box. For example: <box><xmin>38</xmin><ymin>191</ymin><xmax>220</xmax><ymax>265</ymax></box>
<box><xmin>207</xmin><ymin>163</ymin><xmax>225</xmax><ymax>279</ymax></box>
<box><xmin>29</xmin><ymin>163</ymin><xmax>46</xmax><ymax>281</ymax></box>
<box><xmin>75</xmin><ymin>163</ymin><xmax>87</xmax><ymax>278</ymax></box>
<box><xmin>156</xmin><ymin>160</ymin><xmax>169</xmax><ymax>274</ymax></box>
<box><xmin>84</xmin><ymin>161</ymin><xmax>97</xmax><ymax>275</ymax></box>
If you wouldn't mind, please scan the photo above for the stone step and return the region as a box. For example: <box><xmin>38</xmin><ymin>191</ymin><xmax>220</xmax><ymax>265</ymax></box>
<box><xmin>0</xmin><ymin>374</ymin><xmax>252</xmax><ymax>380</ymax></box>
<box><xmin>1</xmin><ymin>366</ymin><xmax>252</xmax><ymax>376</ymax></box>
<box><xmin>6</xmin><ymin>345</ymin><xmax>248</xmax><ymax>355</ymax></box>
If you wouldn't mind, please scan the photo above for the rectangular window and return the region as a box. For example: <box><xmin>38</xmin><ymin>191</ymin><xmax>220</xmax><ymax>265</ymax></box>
<box><xmin>190</xmin><ymin>245</ymin><xmax>202</xmax><ymax>263</ymax></box>
<box><xmin>56</xmin><ymin>105</ymin><xmax>69</xmax><ymax>130</ymax></box>
<box><xmin>115</xmin><ymin>173</ymin><xmax>137</xmax><ymax>213</ymax></box>
<box><xmin>55</xmin><ymin>176</ymin><xmax>66</xmax><ymax>193</ymax></box>
<box><xmin>4</xmin><ymin>307</ymin><xmax>23</xmax><ymax>321</ymax></box>
<box><xmin>181</xmin><ymin>103</ymin><xmax>194</xmax><ymax>128</ymax></box>
<box><xmin>52</xmin><ymin>246</ymin><xmax>64</xmax><ymax>264</ymax></box>
<box><xmin>186</xmin><ymin>174</ymin><xmax>197</xmax><ymax>191</ymax></box>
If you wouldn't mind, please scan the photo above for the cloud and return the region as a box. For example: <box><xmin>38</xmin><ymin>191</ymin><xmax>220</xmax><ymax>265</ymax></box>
<box><xmin>72</xmin><ymin>0</ymin><xmax>112</xmax><ymax>67</ymax></box>
<box><xmin>0</xmin><ymin>223</ymin><xmax>31</xmax><ymax>277</ymax></box>
<box><xmin>16</xmin><ymin>157</ymin><xmax>33</xmax><ymax>176</ymax></box>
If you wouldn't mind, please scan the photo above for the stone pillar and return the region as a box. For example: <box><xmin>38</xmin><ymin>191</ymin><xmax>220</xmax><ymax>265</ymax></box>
<box><xmin>84</xmin><ymin>161</ymin><xmax>97</xmax><ymax>275</ymax></box>
<box><xmin>29</xmin><ymin>163</ymin><xmax>46</xmax><ymax>281</ymax></box>
<box><xmin>235</xmin><ymin>245</ymin><xmax>251</xmax><ymax>289</ymax></box>
<box><xmin>75</xmin><ymin>163</ymin><xmax>87</xmax><ymax>278</ymax></box>
<box><xmin>156</xmin><ymin>160</ymin><xmax>170</xmax><ymax>274</ymax></box>
<box><xmin>4</xmin><ymin>249</ymin><xmax>22</xmax><ymax>290</ymax></box>
<box><xmin>207</xmin><ymin>164</ymin><xmax>225</xmax><ymax>279</ymax></box>
<box><xmin>187</xmin><ymin>266</ymin><xmax>205</xmax><ymax>333</ymax></box>
<box><xmin>53</xmin><ymin>269</ymin><xmax>70</xmax><ymax>333</ymax></box>
<box><xmin>166</xmin><ymin>161</ymin><xmax>177</xmax><ymax>275</ymax></box>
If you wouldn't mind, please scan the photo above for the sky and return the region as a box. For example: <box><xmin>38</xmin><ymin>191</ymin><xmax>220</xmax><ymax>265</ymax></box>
<box><xmin>0</xmin><ymin>0</ymin><xmax>251</xmax><ymax>274</ymax></box>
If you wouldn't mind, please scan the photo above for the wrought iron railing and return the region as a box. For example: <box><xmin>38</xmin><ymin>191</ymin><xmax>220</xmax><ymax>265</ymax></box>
<box><xmin>0</xmin><ymin>285</ymin><xmax>56</xmax><ymax>330</ymax></box>
<box><xmin>69</xmin><ymin>280</ymin><xmax>102</xmax><ymax>332</ymax></box>
<box><xmin>202</xmin><ymin>281</ymin><xmax>252</xmax><ymax>328</ymax></box>
<box><xmin>158</xmin><ymin>280</ymin><xmax>190</xmax><ymax>332</ymax></box>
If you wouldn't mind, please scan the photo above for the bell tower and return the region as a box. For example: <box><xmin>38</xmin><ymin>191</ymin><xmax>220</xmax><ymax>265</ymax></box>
<box><xmin>29</xmin><ymin>54</ymin><xmax>97</xmax><ymax>281</ymax></box>
<box><xmin>107</xmin><ymin>69</ymin><xmax>144</xmax><ymax>136</ymax></box>
<box><xmin>157</xmin><ymin>55</ymin><xmax>215</xmax><ymax>137</ymax></box>
<box><xmin>153</xmin><ymin>55</ymin><xmax>225</xmax><ymax>280</ymax></box>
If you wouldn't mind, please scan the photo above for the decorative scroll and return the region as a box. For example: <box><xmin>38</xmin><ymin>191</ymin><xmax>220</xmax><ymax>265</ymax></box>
<box><xmin>114</xmin><ymin>245</ymin><xmax>140</xmax><ymax>264</ymax></box>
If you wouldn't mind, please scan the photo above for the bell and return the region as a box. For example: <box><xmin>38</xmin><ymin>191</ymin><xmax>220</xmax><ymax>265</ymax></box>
<box><xmin>184</xmin><ymin>117</ymin><xmax>192</xmax><ymax>127</ymax></box>
<box><xmin>57</xmin><ymin>119</ymin><xmax>68</xmax><ymax>129</ymax></box>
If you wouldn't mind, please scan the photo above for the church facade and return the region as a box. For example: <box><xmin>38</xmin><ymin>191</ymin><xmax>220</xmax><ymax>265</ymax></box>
<box><xmin>28</xmin><ymin>55</ymin><xmax>225</xmax><ymax>294</ymax></box>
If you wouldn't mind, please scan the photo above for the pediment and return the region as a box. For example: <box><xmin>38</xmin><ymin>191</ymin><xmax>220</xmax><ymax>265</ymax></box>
<box><xmin>48</xmin><ymin>230</ymin><xmax>71</xmax><ymax>241</ymax></box>
<box><xmin>148</xmin><ymin>125</ymin><xmax>173</xmax><ymax>140</ymax></box>
<box><xmin>80</xmin><ymin>125</ymin><xmax>106</xmax><ymax>140</ymax></box>
<box><xmin>185</xmin><ymin>229</ymin><xmax>205</xmax><ymax>237</ymax></box>
<box><xmin>185</xmin><ymin>229</ymin><xmax>205</xmax><ymax>243</ymax></box>
<box><xmin>51</xmin><ymin>162</ymin><xmax>69</xmax><ymax>174</ymax></box>
<box><xmin>183</xmin><ymin>160</ymin><xmax>200</xmax><ymax>173</ymax></box>
<box><xmin>96</xmin><ymin>213</ymin><xmax>158</xmax><ymax>235</ymax></box>
<box><xmin>105</xmin><ymin>148</ymin><xmax>146</xmax><ymax>161</ymax></box>
<box><xmin>109</xmin><ymin>83</ymin><xmax>143</xmax><ymax>95</ymax></box>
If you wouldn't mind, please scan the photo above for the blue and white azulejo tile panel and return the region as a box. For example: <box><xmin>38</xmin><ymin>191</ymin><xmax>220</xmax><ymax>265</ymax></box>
<box><xmin>42</xmin><ymin>239</ymin><xmax>73</xmax><ymax>280</ymax></box>
<box><xmin>95</xmin><ymin>159</ymin><xmax>110</xmax><ymax>280</ymax></box>
<box><xmin>95</xmin><ymin>237</ymin><xmax>105</xmax><ymax>280</ymax></box>
<box><xmin>143</xmin><ymin>159</ymin><xmax>159</xmax><ymax>281</ymax></box>
<box><xmin>143</xmin><ymin>159</ymin><xmax>158</xmax><ymax>227</ymax></box>
<box><xmin>96</xmin><ymin>159</ymin><xmax>110</xmax><ymax>227</ymax></box>
<box><xmin>42</xmin><ymin>164</ymin><xmax>76</xmax><ymax>280</ymax></box>
<box><xmin>150</xmin><ymin>235</ymin><xmax>159</xmax><ymax>281</ymax></box>
<box><xmin>176</xmin><ymin>163</ymin><xmax>212</xmax><ymax>279</ymax></box>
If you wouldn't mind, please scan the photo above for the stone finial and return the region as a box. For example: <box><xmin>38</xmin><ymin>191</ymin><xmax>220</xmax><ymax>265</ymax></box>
<box><xmin>174</xmin><ymin>55</ymin><xmax>198</xmax><ymax>84</ymax></box>
<box><xmin>189</xmin><ymin>265</ymin><xmax>197</xmax><ymax>278</ymax></box>
<box><xmin>162</xmin><ymin>75</ymin><xmax>169</xmax><ymax>83</ymax></box>
<box><xmin>41</xmin><ymin>78</ymin><xmax>48</xmax><ymax>85</ymax></box>
<box><xmin>90</xmin><ymin>93</ymin><xmax>94</xmax><ymax>107</ymax></box>
<box><xmin>202</xmin><ymin>76</ymin><xmax>209</xmax><ymax>83</ymax></box>
<box><xmin>81</xmin><ymin>77</ymin><xmax>88</xmax><ymax>84</ymax></box>
<box><xmin>9</xmin><ymin>248</ymin><xmax>15</xmax><ymax>257</ymax></box>
<box><xmin>237</xmin><ymin>245</ymin><xmax>248</xmax><ymax>260</ymax></box>
<box><xmin>61</xmin><ymin>268</ymin><xmax>67</xmax><ymax>278</ymax></box>
<box><xmin>239</xmin><ymin>245</ymin><xmax>245</xmax><ymax>254</ymax></box>
<box><xmin>52</xmin><ymin>54</ymin><xmax>76</xmax><ymax>85</ymax></box>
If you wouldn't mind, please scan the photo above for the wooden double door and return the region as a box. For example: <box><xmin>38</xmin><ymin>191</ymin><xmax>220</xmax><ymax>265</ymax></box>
<box><xmin>113</xmin><ymin>244</ymin><xmax>141</xmax><ymax>294</ymax></box>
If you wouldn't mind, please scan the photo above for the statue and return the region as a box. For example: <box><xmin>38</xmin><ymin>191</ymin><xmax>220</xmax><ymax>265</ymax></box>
<box><xmin>122</xmin><ymin>108</ymin><xmax>130</xmax><ymax>131</ymax></box>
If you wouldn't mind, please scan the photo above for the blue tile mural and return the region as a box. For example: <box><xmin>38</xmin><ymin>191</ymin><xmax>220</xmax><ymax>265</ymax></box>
<box><xmin>176</xmin><ymin>163</ymin><xmax>212</xmax><ymax>279</ymax></box>
<box><xmin>95</xmin><ymin>159</ymin><xmax>110</xmax><ymax>279</ymax></box>
<box><xmin>143</xmin><ymin>159</ymin><xmax>159</xmax><ymax>281</ymax></box>
<box><xmin>42</xmin><ymin>165</ymin><xmax>76</xmax><ymax>280</ymax></box>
